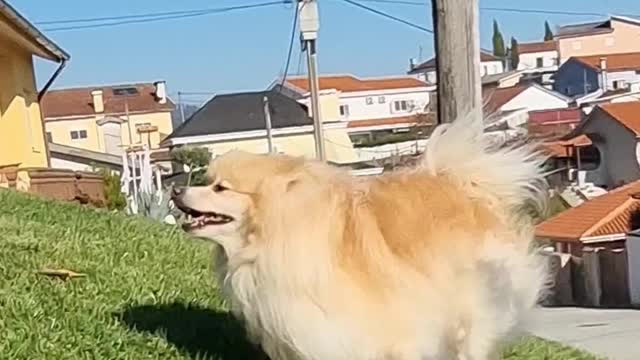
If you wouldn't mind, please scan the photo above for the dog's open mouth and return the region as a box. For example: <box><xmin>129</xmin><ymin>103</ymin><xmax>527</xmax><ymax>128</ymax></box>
<box><xmin>179</xmin><ymin>207</ymin><xmax>234</xmax><ymax>230</ymax></box>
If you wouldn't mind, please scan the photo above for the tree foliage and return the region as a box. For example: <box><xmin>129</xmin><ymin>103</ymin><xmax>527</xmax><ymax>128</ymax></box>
<box><xmin>544</xmin><ymin>21</ymin><xmax>554</xmax><ymax>41</ymax></box>
<box><xmin>170</xmin><ymin>146</ymin><xmax>211</xmax><ymax>186</ymax></box>
<box><xmin>510</xmin><ymin>37</ymin><xmax>520</xmax><ymax>69</ymax></box>
<box><xmin>492</xmin><ymin>20</ymin><xmax>506</xmax><ymax>58</ymax></box>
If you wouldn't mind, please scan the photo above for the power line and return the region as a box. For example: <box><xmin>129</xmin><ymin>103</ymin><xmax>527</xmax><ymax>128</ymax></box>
<box><xmin>279</xmin><ymin>2</ymin><xmax>300</xmax><ymax>90</ymax></box>
<box><xmin>480</xmin><ymin>7</ymin><xmax>604</xmax><ymax>17</ymax></box>
<box><xmin>340</xmin><ymin>0</ymin><xmax>433</xmax><ymax>33</ymax></box>
<box><xmin>356</xmin><ymin>0</ymin><xmax>613</xmax><ymax>17</ymax></box>
<box><xmin>42</xmin><ymin>2</ymin><xmax>287</xmax><ymax>32</ymax></box>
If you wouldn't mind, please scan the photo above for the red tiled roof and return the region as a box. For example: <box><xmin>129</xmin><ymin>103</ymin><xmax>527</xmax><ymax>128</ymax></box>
<box><xmin>573</xmin><ymin>52</ymin><xmax>640</xmax><ymax>72</ymax></box>
<box><xmin>482</xmin><ymin>84</ymin><xmax>529</xmax><ymax>115</ymax></box>
<box><xmin>536</xmin><ymin>180</ymin><xmax>640</xmax><ymax>242</ymax></box>
<box><xmin>518</xmin><ymin>41</ymin><xmax>558</xmax><ymax>54</ymax></box>
<box><xmin>598</xmin><ymin>101</ymin><xmax>640</xmax><ymax>135</ymax></box>
<box><xmin>41</xmin><ymin>83</ymin><xmax>175</xmax><ymax>120</ymax></box>
<box><xmin>286</xmin><ymin>75</ymin><xmax>428</xmax><ymax>93</ymax></box>
<box><xmin>529</xmin><ymin>107</ymin><xmax>582</xmax><ymax>124</ymax></box>
<box><xmin>539</xmin><ymin>134</ymin><xmax>592</xmax><ymax>158</ymax></box>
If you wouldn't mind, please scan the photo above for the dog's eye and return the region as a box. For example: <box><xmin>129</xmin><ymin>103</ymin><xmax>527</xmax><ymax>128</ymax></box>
<box><xmin>213</xmin><ymin>184</ymin><xmax>227</xmax><ymax>192</ymax></box>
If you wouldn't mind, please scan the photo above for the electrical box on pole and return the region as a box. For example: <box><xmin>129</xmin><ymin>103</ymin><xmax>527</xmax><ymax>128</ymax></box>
<box><xmin>298</xmin><ymin>0</ymin><xmax>319</xmax><ymax>41</ymax></box>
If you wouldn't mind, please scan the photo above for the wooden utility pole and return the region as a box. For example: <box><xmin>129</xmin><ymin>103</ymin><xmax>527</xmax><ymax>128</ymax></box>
<box><xmin>431</xmin><ymin>0</ymin><xmax>482</xmax><ymax>124</ymax></box>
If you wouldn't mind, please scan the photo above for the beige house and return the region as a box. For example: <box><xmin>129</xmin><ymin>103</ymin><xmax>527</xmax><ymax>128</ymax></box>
<box><xmin>556</xmin><ymin>16</ymin><xmax>640</xmax><ymax>63</ymax></box>
<box><xmin>41</xmin><ymin>82</ymin><xmax>174</xmax><ymax>156</ymax></box>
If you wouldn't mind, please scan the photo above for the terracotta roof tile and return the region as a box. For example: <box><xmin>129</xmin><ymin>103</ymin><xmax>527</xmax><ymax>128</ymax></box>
<box><xmin>41</xmin><ymin>83</ymin><xmax>175</xmax><ymax>120</ymax></box>
<box><xmin>539</xmin><ymin>135</ymin><xmax>592</xmax><ymax>158</ymax></box>
<box><xmin>598</xmin><ymin>101</ymin><xmax>640</xmax><ymax>135</ymax></box>
<box><xmin>573</xmin><ymin>52</ymin><xmax>640</xmax><ymax>72</ymax></box>
<box><xmin>529</xmin><ymin>107</ymin><xmax>582</xmax><ymax>124</ymax></box>
<box><xmin>518</xmin><ymin>41</ymin><xmax>558</xmax><ymax>54</ymax></box>
<box><xmin>286</xmin><ymin>75</ymin><xmax>428</xmax><ymax>93</ymax></box>
<box><xmin>536</xmin><ymin>180</ymin><xmax>640</xmax><ymax>242</ymax></box>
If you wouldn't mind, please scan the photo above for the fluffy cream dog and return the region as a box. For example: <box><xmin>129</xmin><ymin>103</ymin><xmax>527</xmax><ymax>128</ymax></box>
<box><xmin>172</xmin><ymin>115</ymin><xmax>549</xmax><ymax>360</ymax></box>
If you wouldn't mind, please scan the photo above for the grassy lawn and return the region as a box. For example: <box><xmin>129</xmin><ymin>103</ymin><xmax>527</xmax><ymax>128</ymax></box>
<box><xmin>0</xmin><ymin>189</ymin><xmax>599</xmax><ymax>359</ymax></box>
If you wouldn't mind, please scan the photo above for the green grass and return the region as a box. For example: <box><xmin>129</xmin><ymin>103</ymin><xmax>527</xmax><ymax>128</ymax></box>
<box><xmin>0</xmin><ymin>189</ymin><xmax>598</xmax><ymax>359</ymax></box>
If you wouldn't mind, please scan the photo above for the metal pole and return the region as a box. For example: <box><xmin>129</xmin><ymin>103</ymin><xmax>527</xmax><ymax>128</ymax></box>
<box><xmin>305</xmin><ymin>39</ymin><xmax>326</xmax><ymax>161</ymax></box>
<box><xmin>125</xmin><ymin>99</ymin><xmax>134</xmax><ymax>145</ymax></box>
<box><xmin>263</xmin><ymin>96</ymin><xmax>275</xmax><ymax>153</ymax></box>
<box><xmin>298</xmin><ymin>0</ymin><xmax>325</xmax><ymax>161</ymax></box>
<box><xmin>178</xmin><ymin>91</ymin><xmax>186</xmax><ymax>123</ymax></box>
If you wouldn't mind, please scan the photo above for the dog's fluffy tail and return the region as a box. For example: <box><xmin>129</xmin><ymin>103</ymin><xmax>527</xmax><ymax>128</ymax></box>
<box><xmin>421</xmin><ymin>110</ymin><xmax>547</xmax><ymax>212</ymax></box>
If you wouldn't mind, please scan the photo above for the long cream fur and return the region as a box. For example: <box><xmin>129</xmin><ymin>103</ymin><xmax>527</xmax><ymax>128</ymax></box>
<box><xmin>176</xmin><ymin>112</ymin><xmax>550</xmax><ymax>360</ymax></box>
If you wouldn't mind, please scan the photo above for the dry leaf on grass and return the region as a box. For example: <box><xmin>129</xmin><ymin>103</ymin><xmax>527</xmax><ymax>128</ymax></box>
<box><xmin>37</xmin><ymin>268</ymin><xmax>87</xmax><ymax>280</ymax></box>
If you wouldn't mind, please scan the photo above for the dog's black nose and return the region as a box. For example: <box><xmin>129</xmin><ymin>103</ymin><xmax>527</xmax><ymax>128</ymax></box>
<box><xmin>172</xmin><ymin>187</ymin><xmax>185</xmax><ymax>199</ymax></box>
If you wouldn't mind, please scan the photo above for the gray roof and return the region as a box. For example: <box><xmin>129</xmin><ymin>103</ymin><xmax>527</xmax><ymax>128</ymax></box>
<box><xmin>0</xmin><ymin>0</ymin><xmax>69</xmax><ymax>61</ymax></box>
<box><xmin>481</xmin><ymin>70</ymin><xmax>523</xmax><ymax>86</ymax></box>
<box><xmin>555</xmin><ymin>19</ymin><xmax>611</xmax><ymax>38</ymax></box>
<box><xmin>165</xmin><ymin>90</ymin><xmax>313</xmax><ymax>140</ymax></box>
<box><xmin>49</xmin><ymin>142</ymin><xmax>122</xmax><ymax>168</ymax></box>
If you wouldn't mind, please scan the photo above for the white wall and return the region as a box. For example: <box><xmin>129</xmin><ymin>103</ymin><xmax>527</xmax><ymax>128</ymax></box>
<box><xmin>501</xmin><ymin>87</ymin><xmax>569</xmax><ymax>112</ymax></box>
<box><xmin>604</xmin><ymin>70</ymin><xmax>640</xmax><ymax>90</ymax></box>
<box><xmin>481</xmin><ymin>60</ymin><xmax>504</xmax><ymax>76</ymax></box>
<box><xmin>51</xmin><ymin>157</ymin><xmax>95</xmax><ymax>172</ymax></box>
<box><xmin>419</xmin><ymin>60</ymin><xmax>503</xmax><ymax>84</ymax></box>
<box><xmin>338</xmin><ymin>89</ymin><xmax>431</xmax><ymax>122</ymax></box>
<box><xmin>518</xmin><ymin>51</ymin><xmax>559</xmax><ymax>71</ymax></box>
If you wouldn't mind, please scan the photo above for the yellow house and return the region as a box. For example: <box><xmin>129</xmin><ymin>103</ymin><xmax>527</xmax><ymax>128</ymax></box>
<box><xmin>0</xmin><ymin>0</ymin><xmax>69</xmax><ymax>168</ymax></box>
<box><xmin>162</xmin><ymin>90</ymin><xmax>358</xmax><ymax>164</ymax></box>
<box><xmin>41</xmin><ymin>82</ymin><xmax>175</xmax><ymax>156</ymax></box>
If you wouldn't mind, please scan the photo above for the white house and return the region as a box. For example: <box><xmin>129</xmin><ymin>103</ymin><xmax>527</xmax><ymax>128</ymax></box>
<box><xmin>517</xmin><ymin>41</ymin><xmax>559</xmax><ymax>72</ymax></box>
<box><xmin>279</xmin><ymin>74</ymin><xmax>434</xmax><ymax>128</ymax></box>
<box><xmin>483</xmin><ymin>82</ymin><xmax>571</xmax><ymax>116</ymax></box>
<box><xmin>407</xmin><ymin>50</ymin><xmax>504</xmax><ymax>84</ymax></box>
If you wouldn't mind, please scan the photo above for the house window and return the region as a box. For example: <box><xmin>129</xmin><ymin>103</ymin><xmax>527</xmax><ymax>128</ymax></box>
<box><xmin>378</xmin><ymin>96</ymin><xmax>386</xmax><ymax>104</ymax></box>
<box><xmin>605</xmin><ymin>36</ymin><xmax>615</xmax><ymax>47</ymax></box>
<box><xmin>70</xmin><ymin>130</ymin><xmax>88</xmax><ymax>140</ymax></box>
<box><xmin>339</xmin><ymin>104</ymin><xmax>350</xmax><ymax>117</ymax></box>
<box><xmin>45</xmin><ymin>132</ymin><xmax>53</xmax><ymax>142</ymax></box>
<box><xmin>536</xmin><ymin>57</ymin><xmax>544</xmax><ymax>68</ymax></box>
<box><xmin>613</xmin><ymin>80</ymin><xmax>627</xmax><ymax>89</ymax></box>
<box><xmin>365</xmin><ymin>97</ymin><xmax>374</xmax><ymax>105</ymax></box>
<box><xmin>393</xmin><ymin>100</ymin><xmax>412</xmax><ymax>112</ymax></box>
<box><xmin>572</xmin><ymin>41</ymin><xmax>582</xmax><ymax>50</ymax></box>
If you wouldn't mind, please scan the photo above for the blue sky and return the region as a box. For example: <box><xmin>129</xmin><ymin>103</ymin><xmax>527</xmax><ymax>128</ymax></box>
<box><xmin>12</xmin><ymin>0</ymin><xmax>640</xmax><ymax>104</ymax></box>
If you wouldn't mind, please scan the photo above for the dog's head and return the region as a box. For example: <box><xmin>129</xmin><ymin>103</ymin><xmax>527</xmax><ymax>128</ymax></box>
<box><xmin>171</xmin><ymin>150</ymin><xmax>305</xmax><ymax>250</ymax></box>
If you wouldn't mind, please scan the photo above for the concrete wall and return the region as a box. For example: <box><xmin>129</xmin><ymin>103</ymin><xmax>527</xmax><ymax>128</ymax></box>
<box><xmin>582</xmin><ymin>109</ymin><xmax>640</xmax><ymax>188</ymax></box>
<box><xmin>558</xmin><ymin>19</ymin><xmax>640</xmax><ymax>62</ymax></box>
<box><xmin>0</xmin><ymin>39</ymin><xmax>48</xmax><ymax>167</ymax></box>
<box><xmin>518</xmin><ymin>50</ymin><xmax>559</xmax><ymax>71</ymax></box>
<box><xmin>627</xmin><ymin>233</ymin><xmax>640</xmax><ymax>305</ymax></box>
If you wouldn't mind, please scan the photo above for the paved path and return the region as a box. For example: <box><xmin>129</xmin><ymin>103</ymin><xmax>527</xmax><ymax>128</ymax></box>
<box><xmin>531</xmin><ymin>307</ymin><xmax>640</xmax><ymax>360</ymax></box>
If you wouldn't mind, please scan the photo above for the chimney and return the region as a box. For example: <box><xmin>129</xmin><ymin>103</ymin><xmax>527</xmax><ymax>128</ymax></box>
<box><xmin>154</xmin><ymin>81</ymin><xmax>167</xmax><ymax>104</ymax></box>
<box><xmin>91</xmin><ymin>90</ymin><xmax>104</xmax><ymax>113</ymax></box>
<box><xmin>599</xmin><ymin>57</ymin><xmax>608</xmax><ymax>90</ymax></box>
